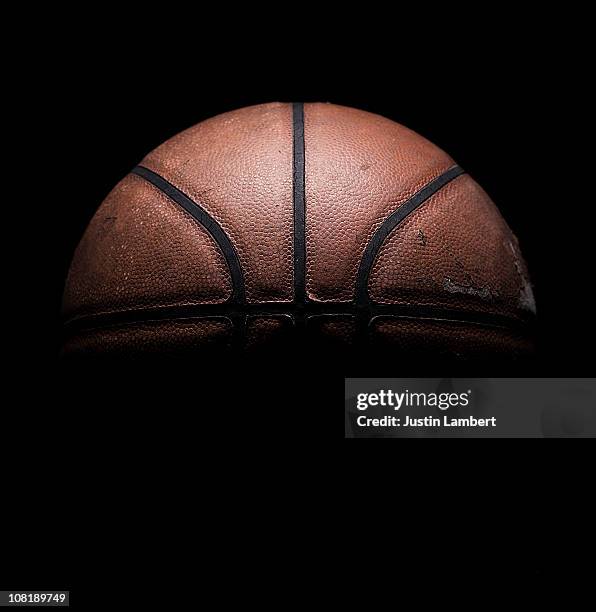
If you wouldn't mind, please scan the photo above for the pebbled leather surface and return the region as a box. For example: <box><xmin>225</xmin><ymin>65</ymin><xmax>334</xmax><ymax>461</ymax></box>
<box><xmin>140</xmin><ymin>102</ymin><xmax>294</xmax><ymax>303</ymax></box>
<box><xmin>303</xmin><ymin>103</ymin><xmax>455</xmax><ymax>302</ymax></box>
<box><xmin>63</xmin><ymin>102</ymin><xmax>535</xmax><ymax>357</ymax></box>
<box><xmin>368</xmin><ymin>174</ymin><xmax>536</xmax><ymax>319</ymax></box>
<box><xmin>245</xmin><ymin>316</ymin><xmax>293</xmax><ymax>350</ymax></box>
<box><xmin>306</xmin><ymin>316</ymin><xmax>357</xmax><ymax>347</ymax></box>
<box><xmin>370</xmin><ymin>317</ymin><xmax>533</xmax><ymax>360</ymax></box>
<box><xmin>62</xmin><ymin>318</ymin><xmax>233</xmax><ymax>358</ymax></box>
<box><xmin>63</xmin><ymin>174</ymin><xmax>232</xmax><ymax>321</ymax></box>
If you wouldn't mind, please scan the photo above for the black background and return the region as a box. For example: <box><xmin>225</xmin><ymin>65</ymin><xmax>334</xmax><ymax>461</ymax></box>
<box><xmin>3</xmin><ymin>12</ymin><xmax>593</xmax><ymax>606</ymax></box>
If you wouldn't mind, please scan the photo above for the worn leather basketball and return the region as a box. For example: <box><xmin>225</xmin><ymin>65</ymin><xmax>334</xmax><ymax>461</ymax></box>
<box><xmin>62</xmin><ymin>103</ymin><xmax>535</xmax><ymax>358</ymax></box>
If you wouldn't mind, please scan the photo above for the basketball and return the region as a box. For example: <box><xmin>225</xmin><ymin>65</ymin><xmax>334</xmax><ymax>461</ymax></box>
<box><xmin>62</xmin><ymin>103</ymin><xmax>535</xmax><ymax>359</ymax></box>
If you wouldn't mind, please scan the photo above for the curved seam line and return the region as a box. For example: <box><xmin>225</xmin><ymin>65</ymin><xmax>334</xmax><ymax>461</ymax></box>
<box><xmin>292</xmin><ymin>103</ymin><xmax>306</xmax><ymax>304</ymax></box>
<box><xmin>63</xmin><ymin>302</ymin><xmax>532</xmax><ymax>334</ymax></box>
<box><xmin>63</xmin><ymin>311</ymin><xmax>524</xmax><ymax>336</ymax></box>
<box><xmin>355</xmin><ymin>165</ymin><xmax>466</xmax><ymax>306</ymax></box>
<box><xmin>131</xmin><ymin>165</ymin><xmax>245</xmax><ymax>303</ymax></box>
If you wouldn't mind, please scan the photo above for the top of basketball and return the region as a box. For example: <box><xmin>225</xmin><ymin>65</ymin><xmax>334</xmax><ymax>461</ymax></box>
<box><xmin>63</xmin><ymin>103</ymin><xmax>534</xmax><ymax>352</ymax></box>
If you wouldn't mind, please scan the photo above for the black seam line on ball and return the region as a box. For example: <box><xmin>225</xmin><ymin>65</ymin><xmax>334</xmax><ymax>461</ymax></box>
<box><xmin>62</xmin><ymin>302</ymin><xmax>533</xmax><ymax>335</ymax></box>
<box><xmin>292</xmin><ymin>102</ymin><xmax>306</xmax><ymax>305</ymax></box>
<box><xmin>131</xmin><ymin>166</ymin><xmax>246</xmax><ymax>304</ymax></box>
<box><xmin>354</xmin><ymin>165</ymin><xmax>466</xmax><ymax>307</ymax></box>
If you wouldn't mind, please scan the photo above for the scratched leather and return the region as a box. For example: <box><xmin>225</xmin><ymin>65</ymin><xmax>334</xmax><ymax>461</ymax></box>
<box><xmin>368</xmin><ymin>174</ymin><xmax>536</xmax><ymax>320</ymax></box>
<box><xmin>62</xmin><ymin>318</ymin><xmax>233</xmax><ymax>357</ymax></box>
<box><xmin>140</xmin><ymin>103</ymin><xmax>294</xmax><ymax>303</ymax></box>
<box><xmin>303</xmin><ymin>103</ymin><xmax>455</xmax><ymax>301</ymax></box>
<box><xmin>63</xmin><ymin>174</ymin><xmax>232</xmax><ymax>321</ymax></box>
